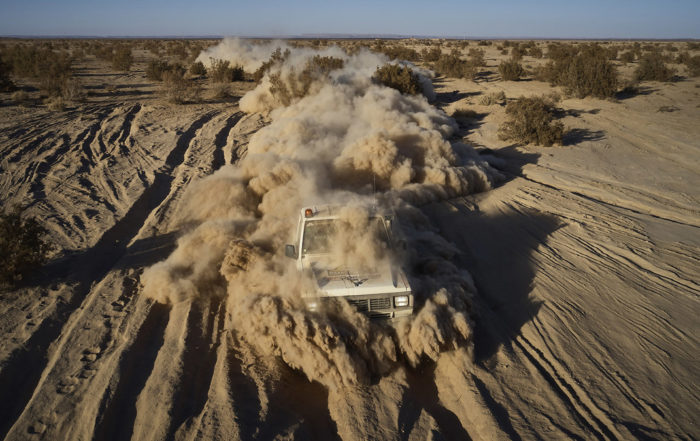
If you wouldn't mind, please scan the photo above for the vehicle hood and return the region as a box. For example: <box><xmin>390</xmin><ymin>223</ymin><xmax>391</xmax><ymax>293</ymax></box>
<box><xmin>302</xmin><ymin>257</ymin><xmax>411</xmax><ymax>298</ymax></box>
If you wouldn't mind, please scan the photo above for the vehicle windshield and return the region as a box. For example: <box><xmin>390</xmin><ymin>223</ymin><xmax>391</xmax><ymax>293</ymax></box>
<box><xmin>302</xmin><ymin>217</ymin><xmax>390</xmax><ymax>256</ymax></box>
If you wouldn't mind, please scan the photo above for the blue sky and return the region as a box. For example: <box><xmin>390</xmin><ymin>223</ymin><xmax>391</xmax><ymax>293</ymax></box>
<box><xmin>1</xmin><ymin>0</ymin><xmax>698</xmax><ymax>38</ymax></box>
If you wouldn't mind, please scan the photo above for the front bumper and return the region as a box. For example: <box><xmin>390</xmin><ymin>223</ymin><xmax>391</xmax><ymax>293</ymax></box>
<box><xmin>305</xmin><ymin>292</ymin><xmax>414</xmax><ymax>320</ymax></box>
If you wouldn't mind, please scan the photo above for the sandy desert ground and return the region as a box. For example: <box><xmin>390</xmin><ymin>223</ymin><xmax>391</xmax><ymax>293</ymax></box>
<box><xmin>0</xmin><ymin>38</ymin><xmax>698</xmax><ymax>441</ymax></box>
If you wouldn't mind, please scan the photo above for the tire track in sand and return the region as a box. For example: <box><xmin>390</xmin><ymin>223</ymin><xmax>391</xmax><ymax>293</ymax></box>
<box><xmin>0</xmin><ymin>110</ymin><xmax>218</xmax><ymax>440</ymax></box>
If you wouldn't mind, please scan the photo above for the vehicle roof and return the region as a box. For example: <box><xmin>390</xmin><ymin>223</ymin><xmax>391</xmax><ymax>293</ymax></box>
<box><xmin>300</xmin><ymin>204</ymin><xmax>391</xmax><ymax>221</ymax></box>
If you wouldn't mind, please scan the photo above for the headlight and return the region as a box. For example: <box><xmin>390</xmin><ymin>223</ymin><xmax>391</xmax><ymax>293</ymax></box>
<box><xmin>394</xmin><ymin>295</ymin><xmax>409</xmax><ymax>307</ymax></box>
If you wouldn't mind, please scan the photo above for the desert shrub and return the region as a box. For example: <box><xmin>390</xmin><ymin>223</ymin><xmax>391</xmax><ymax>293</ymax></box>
<box><xmin>0</xmin><ymin>207</ymin><xmax>53</xmax><ymax>285</ymax></box>
<box><xmin>538</xmin><ymin>44</ymin><xmax>618</xmax><ymax>98</ymax></box>
<box><xmin>421</xmin><ymin>47</ymin><xmax>442</xmax><ymax>62</ymax></box>
<box><xmin>209</xmin><ymin>59</ymin><xmax>244</xmax><ymax>83</ymax></box>
<box><xmin>510</xmin><ymin>46</ymin><xmax>525</xmax><ymax>60</ymax></box>
<box><xmin>268</xmin><ymin>55</ymin><xmax>346</xmax><ymax>105</ymax></box>
<box><xmin>111</xmin><ymin>46</ymin><xmax>133</xmax><ymax>71</ymax></box>
<box><xmin>11</xmin><ymin>90</ymin><xmax>29</xmax><ymax>105</ymax></box>
<box><xmin>167</xmin><ymin>42</ymin><xmax>188</xmax><ymax>61</ymax></box>
<box><xmin>546</xmin><ymin>43</ymin><xmax>578</xmax><ymax>62</ymax></box>
<box><xmin>143</xmin><ymin>40</ymin><xmax>163</xmax><ymax>56</ymax></box>
<box><xmin>675</xmin><ymin>51</ymin><xmax>690</xmax><ymax>65</ymax></box>
<box><xmin>253</xmin><ymin>48</ymin><xmax>290</xmax><ymax>83</ymax></box>
<box><xmin>189</xmin><ymin>60</ymin><xmax>207</xmax><ymax>76</ymax></box>
<box><xmin>467</xmin><ymin>48</ymin><xmax>486</xmax><ymax>67</ymax></box>
<box><xmin>305</xmin><ymin>55</ymin><xmax>345</xmax><ymax>74</ymax></box>
<box><xmin>620</xmin><ymin>51</ymin><xmax>635</xmax><ymax>63</ymax></box>
<box><xmin>380</xmin><ymin>45</ymin><xmax>420</xmax><ymax>61</ymax></box>
<box><xmin>4</xmin><ymin>45</ymin><xmax>73</xmax><ymax>95</ymax></box>
<box><xmin>161</xmin><ymin>70</ymin><xmax>200</xmax><ymax>104</ymax></box>
<box><xmin>61</xmin><ymin>78</ymin><xmax>85</xmax><ymax>102</ymax></box>
<box><xmin>373</xmin><ymin>64</ymin><xmax>421</xmax><ymax>95</ymax></box>
<box><xmin>685</xmin><ymin>55</ymin><xmax>700</xmax><ymax>77</ymax></box>
<box><xmin>146</xmin><ymin>60</ymin><xmax>170</xmax><ymax>81</ymax></box>
<box><xmin>498</xmin><ymin>96</ymin><xmax>564</xmax><ymax>146</ymax></box>
<box><xmin>433</xmin><ymin>54</ymin><xmax>476</xmax><ymax>79</ymax></box>
<box><xmin>0</xmin><ymin>52</ymin><xmax>15</xmax><ymax>92</ymax></box>
<box><xmin>477</xmin><ymin>40</ymin><xmax>491</xmax><ymax>46</ymax></box>
<box><xmin>210</xmin><ymin>82</ymin><xmax>232</xmax><ymax>100</ymax></box>
<box><xmin>528</xmin><ymin>46</ymin><xmax>543</xmax><ymax>58</ymax></box>
<box><xmin>634</xmin><ymin>52</ymin><xmax>676</xmax><ymax>82</ymax></box>
<box><xmin>46</xmin><ymin>96</ymin><xmax>65</xmax><ymax>111</ymax></box>
<box><xmin>499</xmin><ymin>58</ymin><xmax>525</xmax><ymax>81</ymax></box>
<box><xmin>479</xmin><ymin>90</ymin><xmax>506</xmax><ymax>106</ymax></box>
<box><xmin>452</xmin><ymin>108</ymin><xmax>478</xmax><ymax>119</ymax></box>
<box><xmin>560</xmin><ymin>45</ymin><xmax>618</xmax><ymax>98</ymax></box>
<box><xmin>687</xmin><ymin>42</ymin><xmax>700</xmax><ymax>51</ymax></box>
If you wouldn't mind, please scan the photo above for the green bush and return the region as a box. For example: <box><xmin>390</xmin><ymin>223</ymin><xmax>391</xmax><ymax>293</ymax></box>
<box><xmin>499</xmin><ymin>58</ymin><xmax>525</xmax><ymax>81</ymax></box>
<box><xmin>634</xmin><ymin>52</ymin><xmax>676</xmax><ymax>82</ymax></box>
<box><xmin>0</xmin><ymin>207</ymin><xmax>53</xmax><ymax>285</ymax></box>
<box><xmin>373</xmin><ymin>64</ymin><xmax>421</xmax><ymax>95</ymax></box>
<box><xmin>498</xmin><ymin>96</ymin><xmax>564</xmax><ymax>146</ymax></box>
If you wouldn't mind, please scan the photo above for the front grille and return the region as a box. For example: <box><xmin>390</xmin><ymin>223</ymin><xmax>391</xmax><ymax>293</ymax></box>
<box><xmin>347</xmin><ymin>298</ymin><xmax>368</xmax><ymax>312</ymax></box>
<box><xmin>369</xmin><ymin>297</ymin><xmax>391</xmax><ymax>310</ymax></box>
<box><xmin>368</xmin><ymin>311</ymin><xmax>392</xmax><ymax>319</ymax></box>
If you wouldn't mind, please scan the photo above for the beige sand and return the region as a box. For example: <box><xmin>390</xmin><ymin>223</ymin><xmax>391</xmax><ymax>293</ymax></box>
<box><xmin>0</xmin><ymin>39</ymin><xmax>698</xmax><ymax>441</ymax></box>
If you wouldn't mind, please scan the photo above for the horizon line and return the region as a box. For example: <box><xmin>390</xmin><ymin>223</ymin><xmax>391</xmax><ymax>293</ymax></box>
<box><xmin>1</xmin><ymin>33</ymin><xmax>698</xmax><ymax>41</ymax></box>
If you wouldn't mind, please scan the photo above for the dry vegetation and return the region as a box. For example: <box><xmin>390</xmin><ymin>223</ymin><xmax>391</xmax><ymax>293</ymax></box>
<box><xmin>498</xmin><ymin>95</ymin><xmax>564</xmax><ymax>146</ymax></box>
<box><xmin>373</xmin><ymin>63</ymin><xmax>422</xmax><ymax>95</ymax></box>
<box><xmin>0</xmin><ymin>206</ymin><xmax>52</xmax><ymax>285</ymax></box>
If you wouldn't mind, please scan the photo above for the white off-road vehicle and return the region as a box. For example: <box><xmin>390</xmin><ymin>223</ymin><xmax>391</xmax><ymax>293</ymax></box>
<box><xmin>285</xmin><ymin>205</ymin><xmax>414</xmax><ymax>320</ymax></box>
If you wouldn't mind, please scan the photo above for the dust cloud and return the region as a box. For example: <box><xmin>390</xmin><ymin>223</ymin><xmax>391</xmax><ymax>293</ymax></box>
<box><xmin>143</xmin><ymin>38</ymin><xmax>502</xmax><ymax>387</ymax></box>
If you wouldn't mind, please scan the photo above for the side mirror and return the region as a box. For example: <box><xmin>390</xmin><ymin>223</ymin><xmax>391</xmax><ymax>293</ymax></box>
<box><xmin>285</xmin><ymin>244</ymin><xmax>297</xmax><ymax>259</ymax></box>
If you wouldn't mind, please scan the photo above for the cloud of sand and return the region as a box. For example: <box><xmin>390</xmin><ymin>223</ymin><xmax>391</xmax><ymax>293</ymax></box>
<box><xmin>143</xmin><ymin>38</ymin><xmax>502</xmax><ymax>388</ymax></box>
